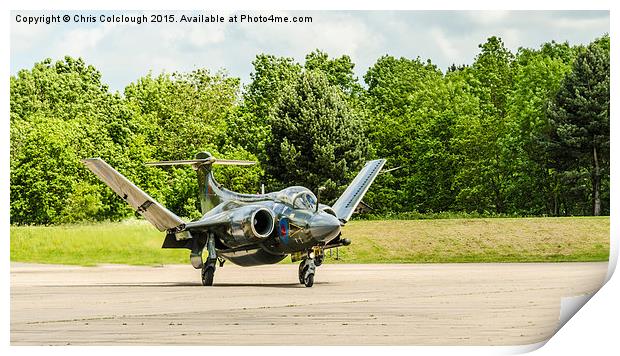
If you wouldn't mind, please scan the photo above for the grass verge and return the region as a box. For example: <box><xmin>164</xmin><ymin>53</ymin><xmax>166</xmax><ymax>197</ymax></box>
<box><xmin>10</xmin><ymin>217</ymin><xmax>609</xmax><ymax>266</ymax></box>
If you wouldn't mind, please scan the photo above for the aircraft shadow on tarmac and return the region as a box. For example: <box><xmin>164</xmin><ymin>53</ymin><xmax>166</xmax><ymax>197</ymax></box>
<box><xmin>52</xmin><ymin>282</ymin><xmax>326</xmax><ymax>288</ymax></box>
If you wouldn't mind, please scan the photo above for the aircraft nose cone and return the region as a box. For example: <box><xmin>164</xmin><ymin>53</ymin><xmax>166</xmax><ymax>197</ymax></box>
<box><xmin>309</xmin><ymin>213</ymin><xmax>341</xmax><ymax>242</ymax></box>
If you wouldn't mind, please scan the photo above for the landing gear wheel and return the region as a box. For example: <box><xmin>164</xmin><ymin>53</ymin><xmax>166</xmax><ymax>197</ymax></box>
<box><xmin>298</xmin><ymin>261</ymin><xmax>305</xmax><ymax>284</ymax></box>
<box><xmin>298</xmin><ymin>257</ymin><xmax>316</xmax><ymax>287</ymax></box>
<box><xmin>201</xmin><ymin>264</ymin><xmax>215</xmax><ymax>286</ymax></box>
<box><xmin>304</xmin><ymin>273</ymin><xmax>314</xmax><ymax>287</ymax></box>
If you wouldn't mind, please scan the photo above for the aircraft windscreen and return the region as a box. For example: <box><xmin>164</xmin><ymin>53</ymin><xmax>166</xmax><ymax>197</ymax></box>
<box><xmin>273</xmin><ymin>187</ymin><xmax>317</xmax><ymax>210</ymax></box>
<box><xmin>293</xmin><ymin>192</ymin><xmax>317</xmax><ymax>211</ymax></box>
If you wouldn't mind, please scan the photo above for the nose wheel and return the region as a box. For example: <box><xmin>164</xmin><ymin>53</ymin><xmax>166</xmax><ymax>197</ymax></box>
<box><xmin>298</xmin><ymin>257</ymin><xmax>316</xmax><ymax>287</ymax></box>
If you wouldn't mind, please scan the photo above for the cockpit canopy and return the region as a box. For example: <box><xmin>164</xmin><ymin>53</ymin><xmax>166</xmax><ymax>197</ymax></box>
<box><xmin>274</xmin><ymin>186</ymin><xmax>317</xmax><ymax>211</ymax></box>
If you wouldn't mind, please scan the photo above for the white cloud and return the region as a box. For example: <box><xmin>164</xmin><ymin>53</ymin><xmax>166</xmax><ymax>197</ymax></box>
<box><xmin>57</xmin><ymin>22</ymin><xmax>118</xmax><ymax>55</ymax></box>
<box><xmin>429</xmin><ymin>27</ymin><xmax>461</xmax><ymax>60</ymax></box>
<box><xmin>10</xmin><ymin>10</ymin><xmax>609</xmax><ymax>91</ymax></box>
<box><xmin>10</xmin><ymin>22</ymin><xmax>50</xmax><ymax>52</ymax></box>
<box><xmin>551</xmin><ymin>17</ymin><xmax>611</xmax><ymax>31</ymax></box>
<box><xmin>158</xmin><ymin>21</ymin><xmax>227</xmax><ymax>48</ymax></box>
<box><xmin>238</xmin><ymin>11</ymin><xmax>382</xmax><ymax>61</ymax></box>
<box><xmin>466</xmin><ymin>10</ymin><xmax>510</xmax><ymax>25</ymax></box>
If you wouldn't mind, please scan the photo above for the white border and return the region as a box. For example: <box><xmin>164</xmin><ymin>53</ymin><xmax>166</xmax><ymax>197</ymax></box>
<box><xmin>2</xmin><ymin>1</ymin><xmax>616</xmax><ymax>355</ymax></box>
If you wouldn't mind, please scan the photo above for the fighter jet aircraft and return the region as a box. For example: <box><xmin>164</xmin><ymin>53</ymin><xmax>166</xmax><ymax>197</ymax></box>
<box><xmin>82</xmin><ymin>152</ymin><xmax>385</xmax><ymax>287</ymax></box>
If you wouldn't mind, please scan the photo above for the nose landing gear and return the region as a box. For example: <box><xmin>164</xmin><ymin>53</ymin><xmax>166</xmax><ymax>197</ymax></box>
<box><xmin>298</xmin><ymin>258</ymin><xmax>315</xmax><ymax>287</ymax></box>
<box><xmin>298</xmin><ymin>249</ymin><xmax>323</xmax><ymax>287</ymax></box>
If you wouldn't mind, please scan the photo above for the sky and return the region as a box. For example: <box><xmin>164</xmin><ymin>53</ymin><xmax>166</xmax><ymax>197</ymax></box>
<box><xmin>10</xmin><ymin>10</ymin><xmax>610</xmax><ymax>93</ymax></box>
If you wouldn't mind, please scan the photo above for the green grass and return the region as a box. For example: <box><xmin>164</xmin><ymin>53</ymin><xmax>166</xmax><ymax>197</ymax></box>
<box><xmin>10</xmin><ymin>217</ymin><xmax>609</xmax><ymax>266</ymax></box>
<box><xmin>10</xmin><ymin>220</ymin><xmax>187</xmax><ymax>266</ymax></box>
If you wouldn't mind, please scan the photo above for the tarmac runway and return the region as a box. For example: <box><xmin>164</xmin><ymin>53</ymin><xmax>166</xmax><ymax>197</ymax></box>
<box><xmin>10</xmin><ymin>262</ymin><xmax>607</xmax><ymax>346</ymax></box>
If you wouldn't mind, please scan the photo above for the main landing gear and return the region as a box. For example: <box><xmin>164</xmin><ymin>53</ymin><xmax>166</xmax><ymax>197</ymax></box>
<box><xmin>298</xmin><ymin>250</ymin><xmax>324</xmax><ymax>287</ymax></box>
<box><xmin>200</xmin><ymin>233</ymin><xmax>217</xmax><ymax>286</ymax></box>
<box><xmin>201</xmin><ymin>257</ymin><xmax>226</xmax><ymax>286</ymax></box>
<box><xmin>202</xmin><ymin>262</ymin><xmax>216</xmax><ymax>286</ymax></box>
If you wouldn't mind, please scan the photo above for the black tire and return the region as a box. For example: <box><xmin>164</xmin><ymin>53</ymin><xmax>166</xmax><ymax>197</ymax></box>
<box><xmin>202</xmin><ymin>266</ymin><xmax>215</xmax><ymax>286</ymax></box>
<box><xmin>298</xmin><ymin>261</ymin><xmax>305</xmax><ymax>284</ymax></box>
<box><xmin>304</xmin><ymin>273</ymin><xmax>314</xmax><ymax>287</ymax></box>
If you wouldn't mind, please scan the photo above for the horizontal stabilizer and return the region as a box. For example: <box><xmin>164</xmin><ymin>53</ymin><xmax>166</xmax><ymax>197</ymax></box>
<box><xmin>146</xmin><ymin>158</ymin><xmax>256</xmax><ymax>166</ymax></box>
<box><xmin>145</xmin><ymin>159</ymin><xmax>210</xmax><ymax>166</ymax></box>
<box><xmin>332</xmin><ymin>159</ymin><xmax>386</xmax><ymax>222</ymax></box>
<box><xmin>81</xmin><ymin>158</ymin><xmax>184</xmax><ymax>232</ymax></box>
<box><xmin>213</xmin><ymin>159</ymin><xmax>257</xmax><ymax>166</ymax></box>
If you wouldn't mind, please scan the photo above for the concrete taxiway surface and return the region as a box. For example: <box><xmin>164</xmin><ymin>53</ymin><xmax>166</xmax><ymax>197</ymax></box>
<box><xmin>11</xmin><ymin>262</ymin><xmax>607</xmax><ymax>345</ymax></box>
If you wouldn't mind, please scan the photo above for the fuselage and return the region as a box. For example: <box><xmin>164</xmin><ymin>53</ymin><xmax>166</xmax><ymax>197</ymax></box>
<box><xmin>198</xmin><ymin>167</ymin><xmax>341</xmax><ymax>266</ymax></box>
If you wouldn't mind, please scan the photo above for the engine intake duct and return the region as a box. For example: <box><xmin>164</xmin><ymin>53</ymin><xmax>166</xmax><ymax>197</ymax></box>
<box><xmin>226</xmin><ymin>205</ymin><xmax>275</xmax><ymax>246</ymax></box>
<box><xmin>176</xmin><ymin>205</ymin><xmax>276</xmax><ymax>248</ymax></box>
<box><xmin>250</xmin><ymin>208</ymin><xmax>275</xmax><ymax>238</ymax></box>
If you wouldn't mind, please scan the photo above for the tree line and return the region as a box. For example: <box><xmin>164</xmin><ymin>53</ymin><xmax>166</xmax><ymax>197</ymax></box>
<box><xmin>10</xmin><ymin>35</ymin><xmax>610</xmax><ymax>225</ymax></box>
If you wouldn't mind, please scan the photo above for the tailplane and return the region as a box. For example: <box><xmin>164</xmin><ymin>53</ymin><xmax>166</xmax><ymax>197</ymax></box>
<box><xmin>146</xmin><ymin>152</ymin><xmax>256</xmax><ymax>215</ymax></box>
<box><xmin>145</xmin><ymin>154</ymin><xmax>256</xmax><ymax>167</ymax></box>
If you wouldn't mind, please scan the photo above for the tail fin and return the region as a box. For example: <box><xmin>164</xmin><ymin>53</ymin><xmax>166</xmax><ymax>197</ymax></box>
<box><xmin>81</xmin><ymin>158</ymin><xmax>184</xmax><ymax>232</ymax></box>
<box><xmin>332</xmin><ymin>159</ymin><xmax>386</xmax><ymax>222</ymax></box>
<box><xmin>146</xmin><ymin>152</ymin><xmax>257</xmax><ymax>215</ymax></box>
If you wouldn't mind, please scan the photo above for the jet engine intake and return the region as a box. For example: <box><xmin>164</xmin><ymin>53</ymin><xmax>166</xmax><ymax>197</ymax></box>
<box><xmin>227</xmin><ymin>206</ymin><xmax>275</xmax><ymax>245</ymax></box>
<box><xmin>250</xmin><ymin>208</ymin><xmax>275</xmax><ymax>238</ymax></box>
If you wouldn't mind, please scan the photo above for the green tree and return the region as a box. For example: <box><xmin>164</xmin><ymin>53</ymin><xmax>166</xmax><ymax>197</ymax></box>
<box><xmin>363</xmin><ymin>55</ymin><xmax>455</xmax><ymax>212</ymax></box>
<box><xmin>10</xmin><ymin>57</ymin><xmax>136</xmax><ymax>224</ymax></box>
<box><xmin>547</xmin><ymin>35</ymin><xmax>610</xmax><ymax>215</ymax></box>
<box><xmin>125</xmin><ymin>69</ymin><xmax>262</xmax><ymax>218</ymax></box>
<box><xmin>237</xmin><ymin>51</ymin><xmax>365</xmax><ymax>159</ymax></box>
<box><xmin>229</xmin><ymin>55</ymin><xmax>302</xmax><ymax>160</ymax></box>
<box><xmin>124</xmin><ymin>69</ymin><xmax>238</xmax><ymax>159</ymax></box>
<box><xmin>304</xmin><ymin>49</ymin><xmax>362</xmax><ymax>96</ymax></box>
<box><xmin>265</xmin><ymin>70</ymin><xmax>368</xmax><ymax>202</ymax></box>
<box><xmin>505</xmin><ymin>41</ymin><xmax>576</xmax><ymax>214</ymax></box>
<box><xmin>451</xmin><ymin>37</ymin><xmax>515</xmax><ymax>213</ymax></box>
<box><xmin>243</xmin><ymin>54</ymin><xmax>302</xmax><ymax>120</ymax></box>
<box><xmin>10</xmin><ymin>35</ymin><xmax>611</xmax><ymax>225</ymax></box>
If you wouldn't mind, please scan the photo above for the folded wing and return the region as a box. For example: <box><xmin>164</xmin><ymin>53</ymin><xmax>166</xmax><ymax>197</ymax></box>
<box><xmin>332</xmin><ymin>159</ymin><xmax>386</xmax><ymax>222</ymax></box>
<box><xmin>81</xmin><ymin>158</ymin><xmax>184</xmax><ymax>231</ymax></box>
